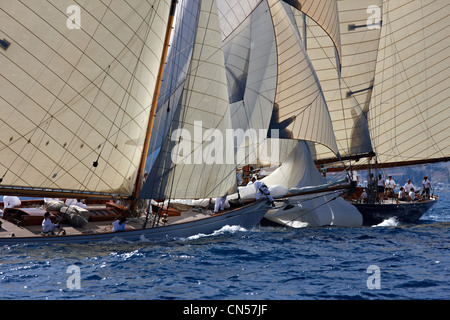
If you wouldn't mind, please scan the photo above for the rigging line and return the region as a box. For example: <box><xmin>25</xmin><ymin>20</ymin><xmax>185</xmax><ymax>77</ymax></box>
<box><xmin>158</xmin><ymin>1</ymin><xmax>205</xmax><ymax>200</ymax></box>
<box><xmin>151</xmin><ymin>2</ymin><xmax>190</xmax><ymax>157</ymax></box>
<box><xmin>338</xmin><ymin>74</ymin><xmax>352</xmax><ymax>180</ymax></box>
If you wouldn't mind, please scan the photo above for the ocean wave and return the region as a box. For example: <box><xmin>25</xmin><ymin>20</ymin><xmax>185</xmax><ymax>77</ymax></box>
<box><xmin>182</xmin><ymin>225</ymin><xmax>248</xmax><ymax>241</ymax></box>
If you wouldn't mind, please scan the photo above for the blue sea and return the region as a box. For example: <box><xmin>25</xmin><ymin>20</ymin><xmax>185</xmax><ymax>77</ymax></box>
<box><xmin>0</xmin><ymin>191</ymin><xmax>449</xmax><ymax>304</ymax></box>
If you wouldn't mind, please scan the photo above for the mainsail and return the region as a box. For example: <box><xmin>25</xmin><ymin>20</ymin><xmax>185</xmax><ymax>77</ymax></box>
<box><xmin>369</xmin><ymin>0</ymin><xmax>449</xmax><ymax>167</ymax></box>
<box><xmin>0</xmin><ymin>0</ymin><xmax>171</xmax><ymax>197</ymax></box>
<box><xmin>312</xmin><ymin>0</ymin><xmax>449</xmax><ymax>173</ymax></box>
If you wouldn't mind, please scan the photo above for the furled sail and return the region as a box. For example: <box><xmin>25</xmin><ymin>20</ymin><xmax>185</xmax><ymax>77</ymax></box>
<box><xmin>142</xmin><ymin>0</ymin><xmax>237</xmax><ymax>199</ymax></box>
<box><xmin>0</xmin><ymin>0</ymin><xmax>171</xmax><ymax>197</ymax></box>
<box><xmin>369</xmin><ymin>0</ymin><xmax>450</xmax><ymax>166</ymax></box>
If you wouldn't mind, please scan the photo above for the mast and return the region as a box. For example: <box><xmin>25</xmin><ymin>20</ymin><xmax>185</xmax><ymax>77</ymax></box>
<box><xmin>132</xmin><ymin>0</ymin><xmax>178</xmax><ymax>206</ymax></box>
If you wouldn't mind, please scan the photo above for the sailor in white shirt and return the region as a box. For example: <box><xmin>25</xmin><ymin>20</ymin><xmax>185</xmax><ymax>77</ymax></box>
<box><xmin>42</xmin><ymin>212</ymin><xmax>57</xmax><ymax>234</ymax></box>
<box><xmin>403</xmin><ymin>179</ymin><xmax>414</xmax><ymax>193</ymax></box>
<box><xmin>251</xmin><ymin>177</ymin><xmax>275</xmax><ymax>207</ymax></box>
<box><xmin>385</xmin><ymin>176</ymin><xmax>396</xmax><ymax>190</ymax></box>
<box><xmin>360</xmin><ymin>189</ymin><xmax>368</xmax><ymax>203</ymax></box>
<box><xmin>112</xmin><ymin>216</ymin><xmax>126</xmax><ymax>232</ymax></box>
<box><xmin>422</xmin><ymin>176</ymin><xmax>432</xmax><ymax>199</ymax></box>
<box><xmin>214</xmin><ymin>194</ymin><xmax>227</xmax><ymax>214</ymax></box>
<box><xmin>398</xmin><ymin>187</ymin><xmax>407</xmax><ymax>201</ymax></box>
<box><xmin>408</xmin><ymin>188</ymin><xmax>416</xmax><ymax>201</ymax></box>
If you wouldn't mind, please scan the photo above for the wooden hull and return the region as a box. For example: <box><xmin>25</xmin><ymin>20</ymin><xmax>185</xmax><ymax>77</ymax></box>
<box><xmin>0</xmin><ymin>201</ymin><xmax>269</xmax><ymax>245</ymax></box>
<box><xmin>353</xmin><ymin>198</ymin><xmax>438</xmax><ymax>225</ymax></box>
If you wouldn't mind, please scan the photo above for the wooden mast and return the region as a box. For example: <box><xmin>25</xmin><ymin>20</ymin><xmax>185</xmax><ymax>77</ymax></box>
<box><xmin>132</xmin><ymin>0</ymin><xmax>178</xmax><ymax>208</ymax></box>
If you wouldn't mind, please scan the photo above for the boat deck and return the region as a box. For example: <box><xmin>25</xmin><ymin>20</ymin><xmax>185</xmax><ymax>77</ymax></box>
<box><xmin>347</xmin><ymin>196</ymin><xmax>437</xmax><ymax>206</ymax></box>
<box><xmin>0</xmin><ymin>204</ymin><xmax>217</xmax><ymax>239</ymax></box>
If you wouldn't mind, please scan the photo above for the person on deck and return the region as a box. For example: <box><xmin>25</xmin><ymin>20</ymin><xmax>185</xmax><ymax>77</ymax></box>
<box><xmin>252</xmin><ymin>177</ymin><xmax>275</xmax><ymax>207</ymax></box>
<box><xmin>398</xmin><ymin>187</ymin><xmax>407</xmax><ymax>201</ymax></box>
<box><xmin>404</xmin><ymin>179</ymin><xmax>414</xmax><ymax>193</ymax></box>
<box><xmin>385</xmin><ymin>176</ymin><xmax>396</xmax><ymax>196</ymax></box>
<box><xmin>422</xmin><ymin>176</ymin><xmax>432</xmax><ymax>199</ymax></box>
<box><xmin>214</xmin><ymin>194</ymin><xmax>227</xmax><ymax>214</ymax></box>
<box><xmin>360</xmin><ymin>189</ymin><xmax>368</xmax><ymax>203</ymax></box>
<box><xmin>42</xmin><ymin>212</ymin><xmax>57</xmax><ymax>235</ymax></box>
<box><xmin>408</xmin><ymin>188</ymin><xmax>417</xmax><ymax>201</ymax></box>
<box><xmin>112</xmin><ymin>216</ymin><xmax>126</xmax><ymax>232</ymax></box>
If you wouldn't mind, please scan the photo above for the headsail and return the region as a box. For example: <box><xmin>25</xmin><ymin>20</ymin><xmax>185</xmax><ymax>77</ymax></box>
<box><xmin>267</xmin><ymin>0</ymin><xmax>339</xmax><ymax>155</ymax></box>
<box><xmin>299</xmin><ymin>0</ymin><xmax>382</xmax><ymax>163</ymax></box>
<box><xmin>0</xmin><ymin>0</ymin><xmax>171</xmax><ymax>197</ymax></box>
<box><xmin>142</xmin><ymin>0</ymin><xmax>237</xmax><ymax>200</ymax></box>
<box><xmin>223</xmin><ymin>0</ymin><xmax>340</xmax><ymax>163</ymax></box>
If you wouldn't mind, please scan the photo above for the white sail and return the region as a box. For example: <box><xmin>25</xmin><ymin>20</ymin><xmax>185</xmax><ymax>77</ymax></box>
<box><xmin>143</xmin><ymin>0</ymin><xmax>237</xmax><ymax>199</ymax></box>
<box><xmin>284</xmin><ymin>0</ymin><xmax>342</xmax><ymax>68</ymax></box>
<box><xmin>268</xmin><ymin>0</ymin><xmax>339</xmax><ymax>155</ymax></box>
<box><xmin>217</xmin><ymin>0</ymin><xmax>262</xmax><ymax>40</ymax></box>
<box><xmin>0</xmin><ymin>0</ymin><xmax>171</xmax><ymax>196</ymax></box>
<box><xmin>294</xmin><ymin>0</ymin><xmax>382</xmax><ymax>162</ymax></box>
<box><xmin>223</xmin><ymin>0</ymin><xmax>339</xmax><ymax>164</ymax></box>
<box><xmin>262</xmin><ymin>140</ymin><xmax>363</xmax><ymax>227</ymax></box>
<box><xmin>146</xmin><ymin>0</ymin><xmax>200</xmax><ymax>171</ymax></box>
<box><xmin>369</xmin><ymin>0</ymin><xmax>450</xmax><ymax>165</ymax></box>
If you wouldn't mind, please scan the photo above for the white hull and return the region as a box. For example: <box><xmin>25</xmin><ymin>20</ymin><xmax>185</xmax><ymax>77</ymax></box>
<box><xmin>264</xmin><ymin>193</ymin><xmax>363</xmax><ymax>228</ymax></box>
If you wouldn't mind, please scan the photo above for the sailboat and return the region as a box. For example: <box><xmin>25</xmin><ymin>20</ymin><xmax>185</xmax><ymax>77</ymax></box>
<box><xmin>0</xmin><ymin>0</ymin><xmax>271</xmax><ymax>245</ymax></box>
<box><xmin>312</xmin><ymin>0</ymin><xmax>449</xmax><ymax>224</ymax></box>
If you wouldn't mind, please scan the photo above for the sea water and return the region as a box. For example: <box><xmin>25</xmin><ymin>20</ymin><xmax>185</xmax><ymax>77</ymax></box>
<box><xmin>0</xmin><ymin>192</ymin><xmax>448</xmax><ymax>301</ymax></box>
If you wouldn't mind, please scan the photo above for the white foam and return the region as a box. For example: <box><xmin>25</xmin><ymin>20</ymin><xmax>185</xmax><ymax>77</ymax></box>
<box><xmin>372</xmin><ymin>217</ymin><xmax>399</xmax><ymax>227</ymax></box>
<box><xmin>185</xmin><ymin>225</ymin><xmax>247</xmax><ymax>240</ymax></box>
